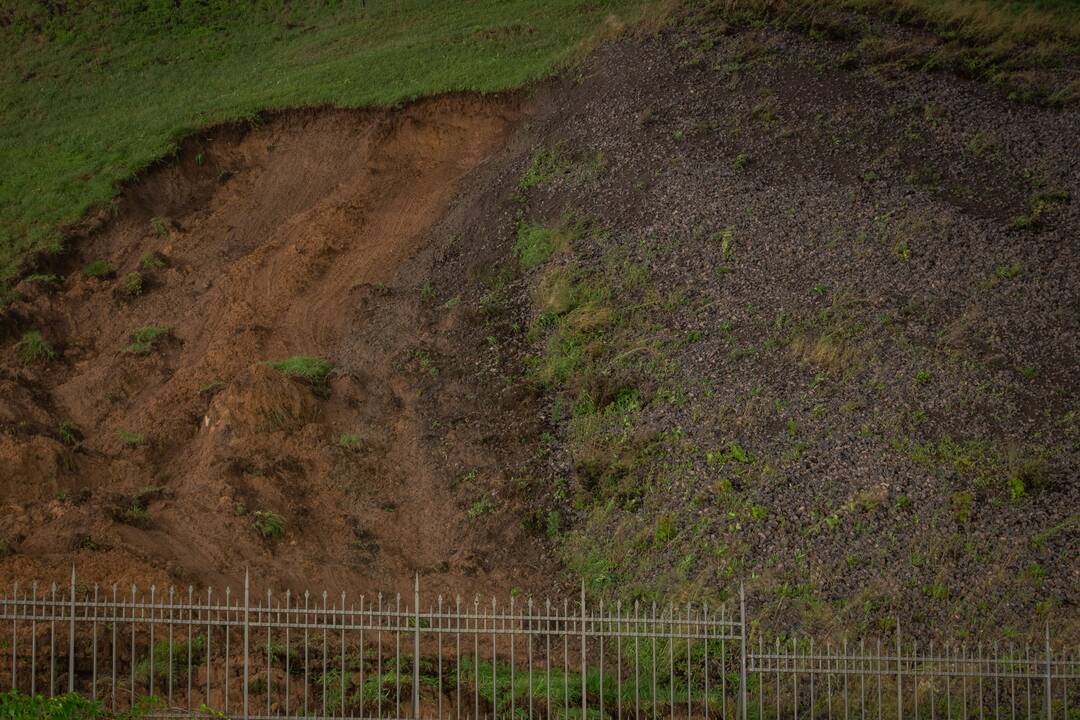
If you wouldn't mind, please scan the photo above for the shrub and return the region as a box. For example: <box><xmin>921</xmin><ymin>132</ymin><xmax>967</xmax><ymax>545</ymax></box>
<box><xmin>253</xmin><ymin>510</ymin><xmax>285</xmax><ymax>540</ymax></box>
<box><xmin>126</xmin><ymin>326</ymin><xmax>170</xmax><ymax>355</ymax></box>
<box><xmin>15</xmin><ymin>330</ymin><xmax>56</xmax><ymax>365</ymax></box>
<box><xmin>264</xmin><ymin>356</ymin><xmax>334</xmax><ymax>387</ymax></box>
<box><xmin>122</xmin><ymin>271</ymin><xmax>143</xmax><ymax>296</ymax></box>
<box><xmin>57</xmin><ymin>421</ymin><xmax>81</xmax><ymax>446</ymax></box>
<box><xmin>150</xmin><ymin>216</ymin><xmax>170</xmax><ymax>237</ymax></box>
<box><xmin>140</xmin><ymin>251</ymin><xmax>167</xmax><ymax>270</ymax></box>
<box><xmin>82</xmin><ymin>259</ymin><xmax>114</xmax><ymax>278</ymax></box>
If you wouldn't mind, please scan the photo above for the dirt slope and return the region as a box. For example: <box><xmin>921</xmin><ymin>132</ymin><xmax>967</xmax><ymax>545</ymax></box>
<box><xmin>0</xmin><ymin>95</ymin><xmax>558</xmax><ymax>599</ymax></box>
<box><xmin>0</xmin><ymin>10</ymin><xmax>1077</xmax><ymax>642</ymax></box>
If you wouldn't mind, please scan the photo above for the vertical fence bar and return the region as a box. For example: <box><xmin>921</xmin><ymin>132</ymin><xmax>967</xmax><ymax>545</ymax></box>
<box><xmin>511</xmin><ymin>595</ymin><xmax>517</xmax><ymax>720</ymax></box>
<box><xmin>68</xmin><ymin>569</ymin><xmax>75</xmax><ymax>690</ymax></box>
<box><xmin>581</xmin><ymin>583</ymin><xmax>587</xmax><ymax>720</ymax></box>
<box><xmin>243</xmin><ymin>569</ymin><xmax>250</xmax><ymax>720</ymax></box>
<box><xmin>1044</xmin><ymin>625</ymin><xmax>1052</xmax><ymax>720</ymax></box>
<box><xmin>49</xmin><ymin>583</ymin><xmax>55</xmax><ymax>698</ymax></box>
<box><xmin>897</xmin><ymin>620</ymin><xmax>903</xmax><ymax>720</ymax></box>
<box><xmin>635</xmin><ymin>599</ymin><xmax>640</xmax><ymax>720</ymax></box>
<box><xmin>91</xmin><ymin>584</ymin><xmax>98</xmax><ymax>702</ymax></box>
<box><xmin>149</xmin><ymin>585</ymin><xmax>155</xmax><ymax>702</ymax></box>
<box><xmin>266</xmin><ymin>590</ymin><xmax>272</xmax><ymax>719</ymax></box>
<box><xmin>740</xmin><ymin>584</ymin><xmax>748</xmax><ymax>720</ymax></box>
<box><xmin>704</xmin><ymin>604</ymin><xmax>711</xmax><ymax>720</ymax></box>
<box><xmin>342</xmin><ymin>592</ymin><xmax>347</xmax><ymax>720</ymax></box>
<box><xmin>225</xmin><ymin>588</ymin><xmax>232</xmax><ymax>718</ymax></box>
<box><xmin>30</xmin><ymin>583</ymin><xmax>36</xmax><ymax>699</ymax></box>
<box><xmin>166</xmin><ymin>586</ymin><xmax>174</xmax><ymax>708</ymax></box>
<box><xmin>414</xmin><ymin>576</ymin><xmax>421</xmax><ymax>720</ymax></box>
<box><xmin>322</xmin><ymin>591</ymin><xmax>329</xmax><ymax>719</ymax></box>
<box><xmin>10</xmin><ymin>582</ymin><xmax>16</xmax><ymax>693</ymax></box>
<box><xmin>284</xmin><ymin>589</ymin><xmax>291</xmax><ymax>718</ymax></box>
<box><xmin>361</xmin><ymin>595</ymin><xmax>367</xmax><ymax>719</ymax></box>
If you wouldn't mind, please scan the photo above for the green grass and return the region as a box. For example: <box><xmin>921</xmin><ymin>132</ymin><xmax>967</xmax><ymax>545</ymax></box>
<box><xmin>0</xmin><ymin>0</ymin><xmax>654</xmax><ymax>291</ymax></box>
<box><xmin>134</xmin><ymin>636</ymin><xmax>206</xmax><ymax>690</ymax></box>
<box><xmin>253</xmin><ymin>510</ymin><xmax>286</xmax><ymax>540</ymax></box>
<box><xmin>118</xmin><ymin>431</ymin><xmax>145</xmax><ymax>448</ymax></box>
<box><xmin>125</xmin><ymin>326</ymin><xmax>171</xmax><ymax>355</ymax></box>
<box><xmin>0</xmin><ymin>690</ymin><xmax>105</xmax><ymax>719</ymax></box>
<box><xmin>515</xmin><ymin>217</ymin><xmax>583</xmax><ymax>271</ymax></box>
<box><xmin>57</xmin><ymin>421</ymin><xmax>81</xmax><ymax>446</ymax></box>
<box><xmin>14</xmin><ymin>329</ymin><xmax>56</xmax><ymax>365</ymax></box>
<box><xmin>81</xmin><ymin>259</ymin><xmax>114</xmax><ymax>279</ymax></box>
<box><xmin>265</xmin><ymin>355</ymin><xmax>334</xmax><ymax>387</ymax></box>
<box><xmin>121</xmin><ymin>271</ymin><xmax>144</xmax><ymax>296</ymax></box>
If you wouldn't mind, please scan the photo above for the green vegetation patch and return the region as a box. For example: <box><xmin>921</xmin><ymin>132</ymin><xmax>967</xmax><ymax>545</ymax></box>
<box><xmin>514</xmin><ymin>217</ymin><xmax>582</xmax><ymax>271</ymax></box>
<box><xmin>0</xmin><ymin>690</ymin><xmax>105</xmax><ymax>719</ymax></box>
<box><xmin>265</xmin><ymin>355</ymin><xmax>334</xmax><ymax>387</ymax></box>
<box><xmin>15</xmin><ymin>330</ymin><xmax>57</xmax><ymax>365</ymax></box>
<box><xmin>125</xmin><ymin>326</ymin><xmax>171</xmax><ymax>355</ymax></box>
<box><xmin>253</xmin><ymin>510</ymin><xmax>286</xmax><ymax>540</ymax></box>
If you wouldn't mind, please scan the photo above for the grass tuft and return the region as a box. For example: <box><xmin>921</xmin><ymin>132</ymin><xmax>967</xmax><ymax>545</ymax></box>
<box><xmin>125</xmin><ymin>326</ymin><xmax>170</xmax><ymax>355</ymax></box>
<box><xmin>253</xmin><ymin>510</ymin><xmax>286</xmax><ymax>540</ymax></box>
<box><xmin>82</xmin><ymin>259</ymin><xmax>115</xmax><ymax>279</ymax></box>
<box><xmin>15</xmin><ymin>330</ymin><xmax>57</xmax><ymax>365</ymax></box>
<box><xmin>265</xmin><ymin>356</ymin><xmax>334</xmax><ymax>387</ymax></box>
<box><xmin>514</xmin><ymin>217</ymin><xmax>582</xmax><ymax>271</ymax></box>
<box><xmin>122</xmin><ymin>271</ymin><xmax>143</xmax><ymax>296</ymax></box>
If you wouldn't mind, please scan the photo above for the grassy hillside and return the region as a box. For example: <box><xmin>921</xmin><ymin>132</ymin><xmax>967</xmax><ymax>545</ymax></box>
<box><xmin>0</xmin><ymin>0</ymin><xmax>653</xmax><ymax>290</ymax></box>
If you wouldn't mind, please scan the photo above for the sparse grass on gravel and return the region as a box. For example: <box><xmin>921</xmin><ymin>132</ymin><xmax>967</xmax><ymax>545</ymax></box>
<box><xmin>703</xmin><ymin>0</ymin><xmax>1080</xmax><ymax>103</ymax></box>
<box><xmin>0</xmin><ymin>0</ymin><xmax>654</xmax><ymax>291</ymax></box>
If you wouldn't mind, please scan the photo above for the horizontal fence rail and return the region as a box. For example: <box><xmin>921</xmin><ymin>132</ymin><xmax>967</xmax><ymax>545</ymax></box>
<box><xmin>0</xmin><ymin>570</ymin><xmax>1075</xmax><ymax>719</ymax></box>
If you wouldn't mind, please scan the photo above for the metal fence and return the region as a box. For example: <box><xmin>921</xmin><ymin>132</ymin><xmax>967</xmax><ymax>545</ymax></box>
<box><xmin>0</xmin><ymin>570</ymin><xmax>1076</xmax><ymax>719</ymax></box>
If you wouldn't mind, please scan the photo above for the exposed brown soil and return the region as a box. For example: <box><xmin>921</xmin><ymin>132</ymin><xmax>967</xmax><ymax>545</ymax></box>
<box><xmin>0</xmin><ymin>94</ymin><xmax>559</xmax><ymax>599</ymax></box>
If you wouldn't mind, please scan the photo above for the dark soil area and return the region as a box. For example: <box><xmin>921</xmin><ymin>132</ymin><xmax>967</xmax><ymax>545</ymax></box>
<box><xmin>489</xmin><ymin>17</ymin><xmax>1078</xmax><ymax>641</ymax></box>
<box><xmin>0</xmin><ymin>10</ymin><xmax>1076</xmax><ymax>643</ymax></box>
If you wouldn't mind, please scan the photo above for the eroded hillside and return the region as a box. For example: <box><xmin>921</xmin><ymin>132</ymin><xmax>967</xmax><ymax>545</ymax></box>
<box><xmin>0</xmin><ymin>9</ymin><xmax>1077</xmax><ymax>640</ymax></box>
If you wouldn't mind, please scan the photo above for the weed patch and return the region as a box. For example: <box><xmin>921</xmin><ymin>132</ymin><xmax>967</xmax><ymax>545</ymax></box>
<box><xmin>125</xmin><ymin>326</ymin><xmax>170</xmax><ymax>355</ymax></box>
<box><xmin>15</xmin><ymin>330</ymin><xmax>56</xmax><ymax>365</ymax></box>
<box><xmin>82</xmin><ymin>259</ymin><xmax>114</xmax><ymax>279</ymax></box>
<box><xmin>514</xmin><ymin>217</ymin><xmax>581</xmax><ymax>271</ymax></box>
<box><xmin>265</xmin><ymin>356</ymin><xmax>334</xmax><ymax>388</ymax></box>
<box><xmin>253</xmin><ymin>510</ymin><xmax>286</xmax><ymax>540</ymax></box>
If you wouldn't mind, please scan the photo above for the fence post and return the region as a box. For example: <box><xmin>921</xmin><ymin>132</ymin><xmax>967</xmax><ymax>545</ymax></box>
<box><xmin>69</xmin><ymin>567</ymin><xmax>76</xmax><ymax>693</ymax></box>
<box><xmin>740</xmin><ymin>583</ymin><xmax>748</xmax><ymax>720</ymax></box>
<box><xmin>896</xmin><ymin>617</ymin><xmax>902</xmax><ymax>720</ymax></box>
<box><xmin>414</xmin><ymin>574</ymin><xmax>421</xmax><ymax>720</ymax></box>
<box><xmin>581</xmin><ymin>580</ymin><xmax>587</xmax><ymax>720</ymax></box>
<box><xmin>243</xmin><ymin>567</ymin><xmax>250</xmax><ymax>720</ymax></box>
<box><xmin>1045</xmin><ymin>623</ymin><xmax>1052</xmax><ymax>720</ymax></box>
